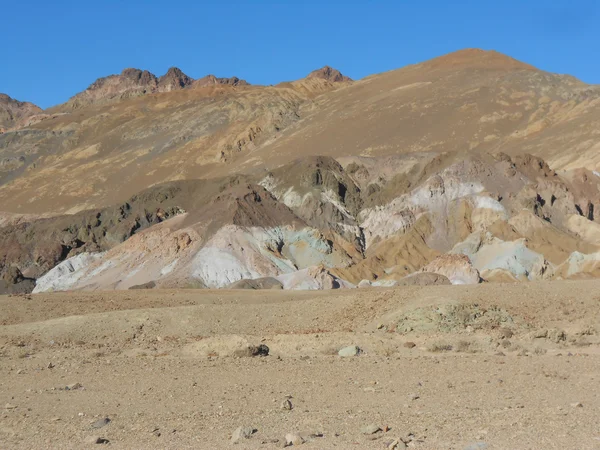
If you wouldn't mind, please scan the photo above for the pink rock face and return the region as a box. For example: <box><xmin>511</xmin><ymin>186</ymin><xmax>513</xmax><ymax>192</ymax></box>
<box><xmin>422</xmin><ymin>254</ymin><xmax>481</xmax><ymax>285</ymax></box>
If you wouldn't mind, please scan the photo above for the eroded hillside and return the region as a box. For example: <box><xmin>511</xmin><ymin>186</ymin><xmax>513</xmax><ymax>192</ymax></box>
<box><xmin>2</xmin><ymin>49</ymin><xmax>600</xmax><ymax>292</ymax></box>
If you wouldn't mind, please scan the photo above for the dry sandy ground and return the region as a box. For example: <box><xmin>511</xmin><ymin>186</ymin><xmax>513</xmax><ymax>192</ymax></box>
<box><xmin>2</xmin><ymin>282</ymin><xmax>600</xmax><ymax>449</ymax></box>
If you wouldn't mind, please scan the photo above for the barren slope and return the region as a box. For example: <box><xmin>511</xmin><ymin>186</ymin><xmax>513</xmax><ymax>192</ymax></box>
<box><xmin>2</xmin><ymin>281</ymin><xmax>600</xmax><ymax>448</ymax></box>
<box><xmin>3</xmin><ymin>49</ymin><xmax>600</xmax><ymax>292</ymax></box>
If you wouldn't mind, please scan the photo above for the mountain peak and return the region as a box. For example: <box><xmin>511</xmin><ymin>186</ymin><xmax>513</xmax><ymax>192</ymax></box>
<box><xmin>307</xmin><ymin>66</ymin><xmax>352</xmax><ymax>82</ymax></box>
<box><xmin>158</xmin><ymin>67</ymin><xmax>194</xmax><ymax>91</ymax></box>
<box><xmin>193</xmin><ymin>74</ymin><xmax>249</xmax><ymax>88</ymax></box>
<box><xmin>423</xmin><ymin>48</ymin><xmax>536</xmax><ymax>71</ymax></box>
<box><xmin>0</xmin><ymin>93</ymin><xmax>42</xmax><ymax>131</ymax></box>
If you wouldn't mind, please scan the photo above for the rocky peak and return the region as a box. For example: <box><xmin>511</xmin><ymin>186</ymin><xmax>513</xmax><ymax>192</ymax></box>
<box><xmin>158</xmin><ymin>67</ymin><xmax>194</xmax><ymax>91</ymax></box>
<box><xmin>0</xmin><ymin>93</ymin><xmax>42</xmax><ymax>131</ymax></box>
<box><xmin>193</xmin><ymin>74</ymin><xmax>249</xmax><ymax>88</ymax></box>
<box><xmin>307</xmin><ymin>66</ymin><xmax>352</xmax><ymax>82</ymax></box>
<box><xmin>120</xmin><ymin>68</ymin><xmax>158</xmax><ymax>86</ymax></box>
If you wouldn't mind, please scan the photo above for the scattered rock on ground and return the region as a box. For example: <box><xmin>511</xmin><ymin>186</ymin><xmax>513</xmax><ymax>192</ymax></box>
<box><xmin>91</xmin><ymin>417</ymin><xmax>111</xmax><ymax>429</ymax></box>
<box><xmin>338</xmin><ymin>345</ymin><xmax>361</xmax><ymax>357</ymax></box>
<box><xmin>281</xmin><ymin>398</ymin><xmax>293</xmax><ymax>410</ymax></box>
<box><xmin>85</xmin><ymin>436</ymin><xmax>109</xmax><ymax>445</ymax></box>
<box><xmin>285</xmin><ymin>433</ymin><xmax>305</xmax><ymax>446</ymax></box>
<box><xmin>231</xmin><ymin>426</ymin><xmax>256</xmax><ymax>444</ymax></box>
<box><xmin>403</xmin><ymin>342</ymin><xmax>416</xmax><ymax>348</ymax></box>
<box><xmin>233</xmin><ymin>344</ymin><xmax>270</xmax><ymax>358</ymax></box>
<box><xmin>361</xmin><ymin>424</ymin><xmax>381</xmax><ymax>435</ymax></box>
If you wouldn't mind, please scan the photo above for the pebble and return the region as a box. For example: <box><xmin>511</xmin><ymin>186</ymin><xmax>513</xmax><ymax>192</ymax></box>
<box><xmin>5</xmin><ymin>403</ymin><xmax>17</xmax><ymax>410</ymax></box>
<box><xmin>387</xmin><ymin>439</ymin><xmax>407</xmax><ymax>449</ymax></box>
<box><xmin>91</xmin><ymin>417</ymin><xmax>111</xmax><ymax>429</ymax></box>
<box><xmin>231</xmin><ymin>426</ymin><xmax>255</xmax><ymax>444</ymax></box>
<box><xmin>571</xmin><ymin>402</ymin><xmax>583</xmax><ymax>408</ymax></box>
<box><xmin>285</xmin><ymin>433</ymin><xmax>305</xmax><ymax>446</ymax></box>
<box><xmin>281</xmin><ymin>399</ymin><xmax>293</xmax><ymax>410</ymax></box>
<box><xmin>410</xmin><ymin>393</ymin><xmax>420</xmax><ymax>401</ymax></box>
<box><xmin>85</xmin><ymin>436</ymin><xmax>109</xmax><ymax>445</ymax></box>
<box><xmin>66</xmin><ymin>383</ymin><xmax>83</xmax><ymax>391</ymax></box>
<box><xmin>361</xmin><ymin>424</ymin><xmax>381</xmax><ymax>435</ymax></box>
<box><xmin>338</xmin><ymin>345</ymin><xmax>361</xmax><ymax>357</ymax></box>
<box><xmin>403</xmin><ymin>342</ymin><xmax>416</xmax><ymax>349</ymax></box>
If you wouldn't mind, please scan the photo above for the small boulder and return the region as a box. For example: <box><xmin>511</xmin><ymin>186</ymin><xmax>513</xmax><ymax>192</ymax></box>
<box><xmin>231</xmin><ymin>426</ymin><xmax>255</xmax><ymax>444</ymax></box>
<box><xmin>338</xmin><ymin>345</ymin><xmax>361</xmax><ymax>357</ymax></box>
<box><xmin>281</xmin><ymin>398</ymin><xmax>293</xmax><ymax>410</ymax></box>
<box><xmin>91</xmin><ymin>417</ymin><xmax>111</xmax><ymax>429</ymax></box>
<box><xmin>85</xmin><ymin>436</ymin><xmax>109</xmax><ymax>445</ymax></box>
<box><xmin>285</xmin><ymin>433</ymin><xmax>305</xmax><ymax>446</ymax></box>
<box><xmin>361</xmin><ymin>424</ymin><xmax>381</xmax><ymax>435</ymax></box>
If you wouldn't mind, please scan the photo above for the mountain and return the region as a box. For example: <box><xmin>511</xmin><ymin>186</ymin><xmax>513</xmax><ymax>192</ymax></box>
<box><xmin>2</xmin><ymin>49</ymin><xmax>600</xmax><ymax>292</ymax></box>
<box><xmin>157</xmin><ymin>67</ymin><xmax>194</xmax><ymax>91</ymax></box>
<box><xmin>0</xmin><ymin>94</ymin><xmax>42</xmax><ymax>132</ymax></box>
<box><xmin>307</xmin><ymin>65</ymin><xmax>353</xmax><ymax>82</ymax></box>
<box><xmin>192</xmin><ymin>74</ymin><xmax>249</xmax><ymax>88</ymax></box>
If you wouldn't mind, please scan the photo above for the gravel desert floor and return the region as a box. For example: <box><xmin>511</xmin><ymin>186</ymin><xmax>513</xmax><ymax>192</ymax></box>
<box><xmin>2</xmin><ymin>281</ymin><xmax>600</xmax><ymax>449</ymax></box>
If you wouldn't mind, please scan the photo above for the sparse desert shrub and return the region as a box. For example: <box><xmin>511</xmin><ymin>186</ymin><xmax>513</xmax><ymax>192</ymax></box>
<box><xmin>428</xmin><ymin>342</ymin><xmax>453</xmax><ymax>352</ymax></box>
<box><xmin>455</xmin><ymin>340</ymin><xmax>475</xmax><ymax>353</ymax></box>
<box><xmin>322</xmin><ymin>347</ymin><xmax>339</xmax><ymax>356</ymax></box>
<box><xmin>381</xmin><ymin>346</ymin><xmax>395</xmax><ymax>357</ymax></box>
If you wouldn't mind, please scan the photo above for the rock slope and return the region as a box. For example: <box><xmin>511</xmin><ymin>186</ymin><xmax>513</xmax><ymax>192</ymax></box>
<box><xmin>2</xmin><ymin>49</ymin><xmax>600</xmax><ymax>291</ymax></box>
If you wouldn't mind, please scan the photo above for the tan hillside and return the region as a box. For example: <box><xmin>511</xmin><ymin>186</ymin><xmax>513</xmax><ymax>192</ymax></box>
<box><xmin>2</xmin><ymin>49</ymin><xmax>600</xmax><ymax>293</ymax></box>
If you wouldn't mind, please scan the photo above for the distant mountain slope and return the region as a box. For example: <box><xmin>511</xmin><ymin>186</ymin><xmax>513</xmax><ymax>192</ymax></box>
<box><xmin>3</xmin><ymin>49</ymin><xmax>600</xmax><ymax>292</ymax></box>
<box><xmin>0</xmin><ymin>94</ymin><xmax>42</xmax><ymax>132</ymax></box>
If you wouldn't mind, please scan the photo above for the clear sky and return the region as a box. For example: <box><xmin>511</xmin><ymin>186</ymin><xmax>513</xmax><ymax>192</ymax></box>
<box><xmin>3</xmin><ymin>0</ymin><xmax>598</xmax><ymax>109</ymax></box>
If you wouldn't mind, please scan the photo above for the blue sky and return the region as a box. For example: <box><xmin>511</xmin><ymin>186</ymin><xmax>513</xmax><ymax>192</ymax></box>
<box><xmin>3</xmin><ymin>0</ymin><xmax>598</xmax><ymax>108</ymax></box>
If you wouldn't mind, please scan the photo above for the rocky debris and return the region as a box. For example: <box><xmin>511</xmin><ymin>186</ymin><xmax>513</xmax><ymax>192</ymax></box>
<box><xmin>228</xmin><ymin>277</ymin><xmax>283</xmax><ymax>290</ymax></box>
<box><xmin>281</xmin><ymin>398</ymin><xmax>293</xmax><ymax>410</ymax></box>
<box><xmin>65</xmin><ymin>382</ymin><xmax>83</xmax><ymax>391</ymax></box>
<box><xmin>233</xmin><ymin>344</ymin><xmax>269</xmax><ymax>358</ymax></box>
<box><xmin>358</xmin><ymin>279</ymin><xmax>373</xmax><ymax>288</ymax></box>
<box><xmin>85</xmin><ymin>436</ymin><xmax>109</xmax><ymax>445</ymax></box>
<box><xmin>397</xmin><ymin>272</ymin><xmax>451</xmax><ymax>286</ymax></box>
<box><xmin>404</xmin><ymin>342</ymin><xmax>416</xmax><ymax>349</ymax></box>
<box><xmin>284</xmin><ymin>433</ymin><xmax>305</xmax><ymax>446</ymax></box>
<box><xmin>0</xmin><ymin>265</ymin><xmax>36</xmax><ymax>295</ymax></box>
<box><xmin>386</xmin><ymin>439</ymin><xmax>408</xmax><ymax>449</ymax></box>
<box><xmin>571</xmin><ymin>402</ymin><xmax>583</xmax><ymax>408</ymax></box>
<box><xmin>91</xmin><ymin>417</ymin><xmax>111</xmax><ymax>429</ymax></box>
<box><xmin>3</xmin><ymin>266</ymin><xmax>24</xmax><ymax>284</ymax></box>
<box><xmin>338</xmin><ymin>345</ymin><xmax>361</xmax><ymax>357</ymax></box>
<box><xmin>4</xmin><ymin>403</ymin><xmax>17</xmax><ymax>410</ymax></box>
<box><xmin>422</xmin><ymin>254</ymin><xmax>481</xmax><ymax>285</ymax></box>
<box><xmin>361</xmin><ymin>424</ymin><xmax>382</xmax><ymax>435</ymax></box>
<box><xmin>230</xmin><ymin>426</ymin><xmax>256</xmax><ymax>444</ymax></box>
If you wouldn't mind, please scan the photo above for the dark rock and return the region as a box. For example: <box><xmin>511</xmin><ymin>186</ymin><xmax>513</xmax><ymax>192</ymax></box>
<box><xmin>129</xmin><ymin>281</ymin><xmax>156</xmax><ymax>290</ymax></box>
